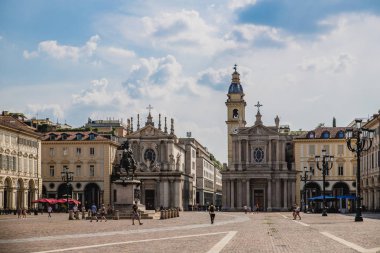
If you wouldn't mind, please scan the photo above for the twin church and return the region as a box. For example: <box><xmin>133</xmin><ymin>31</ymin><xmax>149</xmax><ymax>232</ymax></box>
<box><xmin>223</xmin><ymin>66</ymin><xmax>296</xmax><ymax>211</ymax></box>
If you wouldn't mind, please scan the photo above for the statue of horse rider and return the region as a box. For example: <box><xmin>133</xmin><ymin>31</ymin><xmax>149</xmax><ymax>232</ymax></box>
<box><xmin>119</xmin><ymin>140</ymin><xmax>137</xmax><ymax>179</ymax></box>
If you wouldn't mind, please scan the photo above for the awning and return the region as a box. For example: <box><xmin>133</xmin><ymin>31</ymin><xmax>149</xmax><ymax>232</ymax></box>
<box><xmin>336</xmin><ymin>195</ymin><xmax>356</xmax><ymax>200</ymax></box>
<box><xmin>308</xmin><ymin>195</ymin><xmax>335</xmax><ymax>201</ymax></box>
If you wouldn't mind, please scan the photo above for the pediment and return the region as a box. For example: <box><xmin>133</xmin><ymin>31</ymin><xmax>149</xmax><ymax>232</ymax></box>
<box><xmin>239</xmin><ymin>124</ymin><xmax>279</xmax><ymax>136</ymax></box>
<box><xmin>128</xmin><ymin>125</ymin><xmax>168</xmax><ymax>138</ymax></box>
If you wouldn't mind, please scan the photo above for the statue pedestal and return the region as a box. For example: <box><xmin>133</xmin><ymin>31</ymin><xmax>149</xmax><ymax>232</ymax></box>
<box><xmin>111</xmin><ymin>178</ymin><xmax>145</xmax><ymax>214</ymax></box>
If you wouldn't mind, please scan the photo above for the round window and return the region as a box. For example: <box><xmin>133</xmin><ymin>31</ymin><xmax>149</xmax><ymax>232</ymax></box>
<box><xmin>49</xmin><ymin>183</ymin><xmax>55</xmax><ymax>189</ymax></box>
<box><xmin>144</xmin><ymin>149</ymin><xmax>156</xmax><ymax>163</ymax></box>
<box><xmin>76</xmin><ymin>183</ymin><xmax>82</xmax><ymax>189</ymax></box>
<box><xmin>253</xmin><ymin>147</ymin><xmax>264</xmax><ymax>163</ymax></box>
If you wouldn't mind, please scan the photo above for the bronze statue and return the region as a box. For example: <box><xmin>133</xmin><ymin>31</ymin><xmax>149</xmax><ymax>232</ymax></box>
<box><xmin>118</xmin><ymin>141</ymin><xmax>137</xmax><ymax>179</ymax></box>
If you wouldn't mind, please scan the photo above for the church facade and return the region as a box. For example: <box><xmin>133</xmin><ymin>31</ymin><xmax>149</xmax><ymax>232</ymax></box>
<box><xmin>222</xmin><ymin>67</ymin><xmax>297</xmax><ymax>211</ymax></box>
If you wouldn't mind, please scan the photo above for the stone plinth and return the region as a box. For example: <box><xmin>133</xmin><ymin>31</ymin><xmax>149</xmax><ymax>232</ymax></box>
<box><xmin>111</xmin><ymin>178</ymin><xmax>145</xmax><ymax>215</ymax></box>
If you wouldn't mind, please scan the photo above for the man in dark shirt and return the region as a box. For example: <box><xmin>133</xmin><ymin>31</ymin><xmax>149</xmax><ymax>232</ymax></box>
<box><xmin>132</xmin><ymin>201</ymin><xmax>143</xmax><ymax>225</ymax></box>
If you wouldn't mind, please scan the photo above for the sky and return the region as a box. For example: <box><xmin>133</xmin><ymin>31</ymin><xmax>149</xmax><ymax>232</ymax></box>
<box><xmin>1</xmin><ymin>0</ymin><xmax>380</xmax><ymax>163</ymax></box>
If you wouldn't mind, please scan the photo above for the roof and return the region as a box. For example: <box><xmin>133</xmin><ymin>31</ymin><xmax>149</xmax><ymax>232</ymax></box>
<box><xmin>0</xmin><ymin>115</ymin><xmax>40</xmax><ymax>137</ymax></box>
<box><xmin>41</xmin><ymin>131</ymin><xmax>116</xmax><ymax>142</ymax></box>
<box><xmin>295</xmin><ymin>127</ymin><xmax>347</xmax><ymax>139</ymax></box>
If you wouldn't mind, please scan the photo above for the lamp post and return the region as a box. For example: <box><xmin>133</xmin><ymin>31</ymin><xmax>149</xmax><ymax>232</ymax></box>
<box><xmin>61</xmin><ymin>167</ymin><xmax>74</xmax><ymax>213</ymax></box>
<box><xmin>315</xmin><ymin>149</ymin><xmax>334</xmax><ymax>216</ymax></box>
<box><xmin>345</xmin><ymin>119</ymin><xmax>374</xmax><ymax>222</ymax></box>
<box><xmin>300</xmin><ymin>167</ymin><xmax>313</xmax><ymax>213</ymax></box>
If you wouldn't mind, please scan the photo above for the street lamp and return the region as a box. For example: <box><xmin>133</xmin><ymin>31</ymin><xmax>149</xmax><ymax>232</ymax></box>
<box><xmin>300</xmin><ymin>167</ymin><xmax>313</xmax><ymax>213</ymax></box>
<box><xmin>345</xmin><ymin>119</ymin><xmax>374</xmax><ymax>222</ymax></box>
<box><xmin>315</xmin><ymin>149</ymin><xmax>334</xmax><ymax>216</ymax></box>
<box><xmin>61</xmin><ymin>167</ymin><xmax>74</xmax><ymax>213</ymax></box>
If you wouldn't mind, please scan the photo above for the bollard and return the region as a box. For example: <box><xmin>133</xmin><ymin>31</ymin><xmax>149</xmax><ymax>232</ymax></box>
<box><xmin>160</xmin><ymin>210</ymin><xmax>164</xmax><ymax>219</ymax></box>
<box><xmin>114</xmin><ymin>210</ymin><xmax>119</xmax><ymax>220</ymax></box>
<box><xmin>69</xmin><ymin>210</ymin><xmax>74</xmax><ymax>220</ymax></box>
<box><xmin>164</xmin><ymin>209</ymin><xmax>168</xmax><ymax>219</ymax></box>
<box><xmin>81</xmin><ymin>211</ymin><xmax>86</xmax><ymax>220</ymax></box>
<box><xmin>176</xmin><ymin>208</ymin><xmax>179</xmax><ymax>217</ymax></box>
<box><xmin>170</xmin><ymin>209</ymin><xmax>173</xmax><ymax>218</ymax></box>
<box><xmin>74</xmin><ymin>211</ymin><xmax>80</xmax><ymax>220</ymax></box>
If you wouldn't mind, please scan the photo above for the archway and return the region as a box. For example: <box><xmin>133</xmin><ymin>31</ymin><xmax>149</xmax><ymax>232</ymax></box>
<box><xmin>84</xmin><ymin>183</ymin><xmax>100</xmax><ymax>209</ymax></box>
<box><xmin>3</xmin><ymin>177</ymin><xmax>12</xmax><ymax>210</ymax></box>
<box><xmin>332</xmin><ymin>182</ymin><xmax>350</xmax><ymax>196</ymax></box>
<box><xmin>332</xmin><ymin>181</ymin><xmax>351</xmax><ymax>212</ymax></box>
<box><xmin>57</xmin><ymin>183</ymin><xmax>73</xmax><ymax>199</ymax></box>
<box><xmin>304</xmin><ymin>181</ymin><xmax>321</xmax><ymax>197</ymax></box>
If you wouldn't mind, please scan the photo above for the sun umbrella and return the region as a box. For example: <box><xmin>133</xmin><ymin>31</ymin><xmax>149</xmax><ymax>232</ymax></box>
<box><xmin>32</xmin><ymin>198</ymin><xmax>58</xmax><ymax>204</ymax></box>
<box><xmin>56</xmin><ymin>198</ymin><xmax>81</xmax><ymax>205</ymax></box>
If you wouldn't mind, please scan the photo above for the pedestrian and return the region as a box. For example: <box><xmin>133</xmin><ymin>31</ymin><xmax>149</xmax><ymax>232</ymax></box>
<box><xmin>209</xmin><ymin>203</ymin><xmax>216</xmax><ymax>224</ymax></box>
<box><xmin>255</xmin><ymin>203</ymin><xmax>259</xmax><ymax>213</ymax></box>
<box><xmin>81</xmin><ymin>206</ymin><xmax>86</xmax><ymax>220</ymax></box>
<box><xmin>100</xmin><ymin>204</ymin><xmax>107</xmax><ymax>222</ymax></box>
<box><xmin>47</xmin><ymin>205</ymin><xmax>52</xmax><ymax>218</ymax></box>
<box><xmin>22</xmin><ymin>208</ymin><xmax>27</xmax><ymax>219</ymax></box>
<box><xmin>132</xmin><ymin>201</ymin><xmax>143</xmax><ymax>225</ymax></box>
<box><xmin>90</xmin><ymin>203</ymin><xmax>98</xmax><ymax>222</ymax></box>
<box><xmin>17</xmin><ymin>208</ymin><xmax>22</xmax><ymax>219</ymax></box>
<box><xmin>293</xmin><ymin>204</ymin><xmax>301</xmax><ymax>220</ymax></box>
<box><xmin>243</xmin><ymin>205</ymin><xmax>248</xmax><ymax>214</ymax></box>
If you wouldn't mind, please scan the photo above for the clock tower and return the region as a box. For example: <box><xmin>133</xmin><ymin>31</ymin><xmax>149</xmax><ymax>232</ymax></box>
<box><xmin>225</xmin><ymin>65</ymin><xmax>246</xmax><ymax>166</ymax></box>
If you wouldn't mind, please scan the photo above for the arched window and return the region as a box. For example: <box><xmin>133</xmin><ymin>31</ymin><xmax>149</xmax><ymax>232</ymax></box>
<box><xmin>321</xmin><ymin>131</ymin><xmax>330</xmax><ymax>139</ymax></box>
<box><xmin>232</xmin><ymin>109</ymin><xmax>239</xmax><ymax>119</ymax></box>
<box><xmin>253</xmin><ymin>147</ymin><xmax>264</xmax><ymax>163</ymax></box>
<box><xmin>307</xmin><ymin>131</ymin><xmax>315</xmax><ymax>139</ymax></box>
<box><xmin>336</xmin><ymin>131</ymin><xmax>345</xmax><ymax>139</ymax></box>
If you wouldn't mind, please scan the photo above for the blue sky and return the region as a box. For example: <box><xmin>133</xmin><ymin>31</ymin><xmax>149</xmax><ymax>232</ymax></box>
<box><xmin>1</xmin><ymin>0</ymin><xmax>380</xmax><ymax>163</ymax></box>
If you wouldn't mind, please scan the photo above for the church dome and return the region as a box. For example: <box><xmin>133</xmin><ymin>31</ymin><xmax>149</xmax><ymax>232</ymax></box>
<box><xmin>228</xmin><ymin>82</ymin><xmax>244</xmax><ymax>94</ymax></box>
<box><xmin>228</xmin><ymin>65</ymin><xmax>244</xmax><ymax>94</ymax></box>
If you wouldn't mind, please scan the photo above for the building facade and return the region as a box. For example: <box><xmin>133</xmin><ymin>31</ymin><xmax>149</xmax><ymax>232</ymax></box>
<box><xmin>362</xmin><ymin>111</ymin><xmax>380</xmax><ymax>211</ymax></box>
<box><xmin>41</xmin><ymin>131</ymin><xmax>119</xmax><ymax>209</ymax></box>
<box><xmin>293</xmin><ymin>127</ymin><xmax>356</xmax><ymax>212</ymax></box>
<box><xmin>222</xmin><ymin>68</ymin><xmax>296</xmax><ymax>211</ymax></box>
<box><xmin>0</xmin><ymin>113</ymin><xmax>42</xmax><ymax>210</ymax></box>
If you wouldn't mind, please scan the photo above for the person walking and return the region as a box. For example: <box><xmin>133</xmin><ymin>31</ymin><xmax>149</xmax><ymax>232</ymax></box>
<box><xmin>243</xmin><ymin>205</ymin><xmax>248</xmax><ymax>214</ymax></box>
<box><xmin>47</xmin><ymin>205</ymin><xmax>52</xmax><ymax>218</ymax></box>
<box><xmin>208</xmin><ymin>203</ymin><xmax>216</xmax><ymax>224</ymax></box>
<box><xmin>293</xmin><ymin>204</ymin><xmax>301</xmax><ymax>220</ymax></box>
<box><xmin>100</xmin><ymin>204</ymin><xmax>107</xmax><ymax>222</ymax></box>
<box><xmin>81</xmin><ymin>206</ymin><xmax>86</xmax><ymax>220</ymax></box>
<box><xmin>90</xmin><ymin>203</ymin><xmax>98</xmax><ymax>222</ymax></box>
<box><xmin>255</xmin><ymin>203</ymin><xmax>260</xmax><ymax>214</ymax></box>
<box><xmin>132</xmin><ymin>201</ymin><xmax>143</xmax><ymax>225</ymax></box>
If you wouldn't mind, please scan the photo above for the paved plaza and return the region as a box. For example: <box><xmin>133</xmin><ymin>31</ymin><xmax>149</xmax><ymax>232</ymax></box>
<box><xmin>0</xmin><ymin>211</ymin><xmax>379</xmax><ymax>253</ymax></box>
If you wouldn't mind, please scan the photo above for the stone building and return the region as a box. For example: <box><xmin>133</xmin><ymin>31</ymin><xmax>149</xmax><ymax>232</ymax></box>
<box><xmin>362</xmin><ymin>111</ymin><xmax>380</xmax><ymax>211</ymax></box>
<box><xmin>222</xmin><ymin>68</ymin><xmax>296</xmax><ymax>211</ymax></box>
<box><xmin>41</xmin><ymin>131</ymin><xmax>119</xmax><ymax>208</ymax></box>
<box><xmin>293</xmin><ymin>126</ymin><xmax>356</xmax><ymax>212</ymax></box>
<box><xmin>0</xmin><ymin>112</ymin><xmax>42</xmax><ymax>210</ymax></box>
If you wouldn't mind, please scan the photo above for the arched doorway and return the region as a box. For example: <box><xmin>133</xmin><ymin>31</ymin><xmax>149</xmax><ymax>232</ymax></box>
<box><xmin>57</xmin><ymin>183</ymin><xmax>73</xmax><ymax>199</ymax></box>
<box><xmin>332</xmin><ymin>182</ymin><xmax>351</xmax><ymax>212</ymax></box>
<box><xmin>3</xmin><ymin>177</ymin><xmax>12</xmax><ymax>210</ymax></box>
<box><xmin>84</xmin><ymin>183</ymin><xmax>100</xmax><ymax>209</ymax></box>
<box><xmin>304</xmin><ymin>182</ymin><xmax>321</xmax><ymax>212</ymax></box>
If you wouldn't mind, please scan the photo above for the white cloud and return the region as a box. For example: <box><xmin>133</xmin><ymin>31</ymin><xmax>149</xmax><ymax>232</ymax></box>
<box><xmin>228</xmin><ymin>0</ymin><xmax>256</xmax><ymax>10</ymax></box>
<box><xmin>299</xmin><ymin>53</ymin><xmax>355</xmax><ymax>73</ymax></box>
<box><xmin>26</xmin><ymin>104</ymin><xmax>65</xmax><ymax>121</ymax></box>
<box><xmin>24</xmin><ymin>35</ymin><xmax>100</xmax><ymax>61</ymax></box>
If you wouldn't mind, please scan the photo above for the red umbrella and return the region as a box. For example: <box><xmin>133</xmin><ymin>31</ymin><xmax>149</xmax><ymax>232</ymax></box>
<box><xmin>32</xmin><ymin>198</ymin><xmax>58</xmax><ymax>204</ymax></box>
<box><xmin>56</xmin><ymin>198</ymin><xmax>81</xmax><ymax>205</ymax></box>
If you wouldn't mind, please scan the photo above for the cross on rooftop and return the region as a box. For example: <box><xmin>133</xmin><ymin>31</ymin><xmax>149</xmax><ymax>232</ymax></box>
<box><xmin>233</xmin><ymin>64</ymin><xmax>237</xmax><ymax>72</ymax></box>
<box><xmin>146</xmin><ymin>104</ymin><xmax>154</xmax><ymax>114</ymax></box>
<box><xmin>254</xmin><ymin>101</ymin><xmax>263</xmax><ymax>113</ymax></box>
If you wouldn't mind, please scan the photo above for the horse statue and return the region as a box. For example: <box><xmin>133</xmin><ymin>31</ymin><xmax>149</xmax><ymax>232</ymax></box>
<box><xmin>119</xmin><ymin>141</ymin><xmax>137</xmax><ymax>179</ymax></box>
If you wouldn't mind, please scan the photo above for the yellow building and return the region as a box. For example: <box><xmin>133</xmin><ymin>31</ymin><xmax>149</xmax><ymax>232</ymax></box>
<box><xmin>41</xmin><ymin>131</ymin><xmax>119</xmax><ymax>209</ymax></box>
<box><xmin>362</xmin><ymin>111</ymin><xmax>380</xmax><ymax>211</ymax></box>
<box><xmin>0</xmin><ymin>113</ymin><xmax>42</xmax><ymax>211</ymax></box>
<box><xmin>293</xmin><ymin>127</ymin><xmax>356</xmax><ymax>213</ymax></box>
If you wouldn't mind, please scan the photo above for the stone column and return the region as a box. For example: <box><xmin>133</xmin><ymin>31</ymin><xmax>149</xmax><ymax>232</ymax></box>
<box><xmin>0</xmin><ymin>188</ymin><xmax>4</xmax><ymax>209</ymax></box>
<box><xmin>268</xmin><ymin>140</ymin><xmax>272</xmax><ymax>166</ymax></box>
<box><xmin>238</xmin><ymin>141</ymin><xmax>242</xmax><ymax>171</ymax></box>
<box><xmin>291</xmin><ymin>180</ymin><xmax>296</xmax><ymax>205</ymax></box>
<box><xmin>283</xmin><ymin>179</ymin><xmax>288</xmax><ymax>210</ymax></box>
<box><xmin>246</xmin><ymin>180</ymin><xmax>250</xmax><ymax>207</ymax></box>
<box><xmin>246</xmin><ymin>141</ymin><xmax>250</xmax><ymax>166</ymax></box>
<box><xmin>230</xmin><ymin>180</ymin><xmax>235</xmax><ymax>209</ymax></box>
<box><xmin>155</xmin><ymin>179</ymin><xmax>160</xmax><ymax>208</ymax></box>
<box><xmin>222</xmin><ymin>179</ymin><xmax>227</xmax><ymax>209</ymax></box>
<box><xmin>226</xmin><ymin>180</ymin><xmax>230</xmax><ymax>208</ymax></box>
<box><xmin>267</xmin><ymin>180</ymin><xmax>272</xmax><ymax>211</ymax></box>
<box><xmin>276</xmin><ymin>140</ymin><xmax>280</xmax><ymax>170</ymax></box>
<box><xmin>236</xmin><ymin>180</ymin><xmax>242</xmax><ymax>208</ymax></box>
<box><xmin>11</xmin><ymin>188</ymin><xmax>17</xmax><ymax>210</ymax></box>
<box><xmin>23</xmin><ymin>189</ymin><xmax>28</xmax><ymax>209</ymax></box>
<box><xmin>275</xmin><ymin>179</ymin><xmax>281</xmax><ymax>209</ymax></box>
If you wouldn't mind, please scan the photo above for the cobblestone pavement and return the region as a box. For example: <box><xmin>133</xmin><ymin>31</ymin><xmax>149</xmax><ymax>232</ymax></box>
<box><xmin>0</xmin><ymin>211</ymin><xmax>379</xmax><ymax>253</ymax></box>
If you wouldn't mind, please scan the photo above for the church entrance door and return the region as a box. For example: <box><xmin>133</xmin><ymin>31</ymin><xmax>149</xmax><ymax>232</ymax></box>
<box><xmin>254</xmin><ymin>189</ymin><xmax>264</xmax><ymax>211</ymax></box>
<box><xmin>145</xmin><ymin>190</ymin><xmax>155</xmax><ymax>210</ymax></box>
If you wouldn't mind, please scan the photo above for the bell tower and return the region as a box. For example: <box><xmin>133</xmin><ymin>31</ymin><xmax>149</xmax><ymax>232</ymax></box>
<box><xmin>225</xmin><ymin>65</ymin><xmax>246</xmax><ymax>166</ymax></box>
